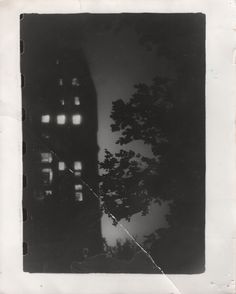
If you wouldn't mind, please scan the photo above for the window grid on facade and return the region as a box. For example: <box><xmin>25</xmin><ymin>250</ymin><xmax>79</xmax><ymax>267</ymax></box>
<box><xmin>41</xmin><ymin>114</ymin><xmax>50</xmax><ymax>123</ymax></box>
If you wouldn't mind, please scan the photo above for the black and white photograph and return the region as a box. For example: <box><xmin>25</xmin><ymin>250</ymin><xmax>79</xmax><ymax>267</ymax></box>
<box><xmin>21</xmin><ymin>13</ymin><xmax>205</xmax><ymax>274</ymax></box>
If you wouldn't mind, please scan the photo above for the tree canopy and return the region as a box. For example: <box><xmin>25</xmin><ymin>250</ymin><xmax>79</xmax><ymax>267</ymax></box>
<box><xmin>97</xmin><ymin>14</ymin><xmax>205</xmax><ymax>272</ymax></box>
<box><xmin>99</xmin><ymin>76</ymin><xmax>176</xmax><ymax>221</ymax></box>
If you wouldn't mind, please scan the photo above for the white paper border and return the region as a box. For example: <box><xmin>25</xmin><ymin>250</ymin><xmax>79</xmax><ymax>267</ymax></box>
<box><xmin>0</xmin><ymin>0</ymin><xmax>235</xmax><ymax>293</ymax></box>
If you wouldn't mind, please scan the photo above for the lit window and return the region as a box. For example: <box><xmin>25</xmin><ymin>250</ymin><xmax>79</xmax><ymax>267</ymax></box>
<box><xmin>42</xmin><ymin>133</ymin><xmax>50</xmax><ymax>139</ymax></box>
<box><xmin>58</xmin><ymin>161</ymin><xmax>66</xmax><ymax>171</ymax></box>
<box><xmin>72</xmin><ymin>77</ymin><xmax>80</xmax><ymax>86</ymax></box>
<box><xmin>59</xmin><ymin>78</ymin><xmax>63</xmax><ymax>86</ymax></box>
<box><xmin>60</xmin><ymin>99</ymin><xmax>65</xmax><ymax>105</ymax></box>
<box><xmin>42</xmin><ymin>168</ymin><xmax>53</xmax><ymax>184</ymax></box>
<box><xmin>72</xmin><ymin>114</ymin><xmax>81</xmax><ymax>125</ymax></box>
<box><xmin>74</xmin><ymin>96</ymin><xmax>80</xmax><ymax>105</ymax></box>
<box><xmin>41</xmin><ymin>115</ymin><xmax>50</xmax><ymax>123</ymax></box>
<box><xmin>41</xmin><ymin>153</ymin><xmax>53</xmax><ymax>163</ymax></box>
<box><xmin>56</xmin><ymin>59</ymin><xmax>59</xmax><ymax>65</ymax></box>
<box><xmin>75</xmin><ymin>192</ymin><xmax>83</xmax><ymax>202</ymax></box>
<box><xmin>74</xmin><ymin>161</ymin><xmax>82</xmax><ymax>170</ymax></box>
<box><xmin>75</xmin><ymin>171</ymin><xmax>81</xmax><ymax>177</ymax></box>
<box><xmin>45</xmin><ymin>190</ymin><xmax>52</xmax><ymax>196</ymax></box>
<box><xmin>75</xmin><ymin>184</ymin><xmax>82</xmax><ymax>191</ymax></box>
<box><xmin>57</xmin><ymin>114</ymin><xmax>66</xmax><ymax>125</ymax></box>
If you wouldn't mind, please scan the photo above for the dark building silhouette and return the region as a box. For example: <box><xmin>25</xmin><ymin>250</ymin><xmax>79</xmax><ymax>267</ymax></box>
<box><xmin>22</xmin><ymin>38</ymin><xmax>102</xmax><ymax>272</ymax></box>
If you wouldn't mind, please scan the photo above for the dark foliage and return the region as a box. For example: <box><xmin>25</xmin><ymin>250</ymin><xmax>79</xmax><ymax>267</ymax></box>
<box><xmin>105</xmin><ymin>238</ymin><xmax>140</xmax><ymax>261</ymax></box>
<box><xmin>99</xmin><ymin>76</ymin><xmax>175</xmax><ymax>221</ymax></box>
<box><xmin>99</xmin><ymin>14</ymin><xmax>205</xmax><ymax>273</ymax></box>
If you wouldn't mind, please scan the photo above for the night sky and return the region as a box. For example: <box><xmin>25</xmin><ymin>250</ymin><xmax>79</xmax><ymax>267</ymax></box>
<box><xmin>24</xmin><ymin>14</ymin><xmax>177</xmax><ymax>245</ymax></box>
<box><xmin>75</xmin><ymin>21</ymin><xmax>176</xmax><ymax>245</ymax></box>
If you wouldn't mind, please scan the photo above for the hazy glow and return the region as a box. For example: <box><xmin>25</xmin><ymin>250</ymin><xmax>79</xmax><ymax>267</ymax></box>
<box><xmin>102</xmin><ymin>201</ymin><xmax>170</xmax><ymax>246</ymax></box>
<box><xmin>41</xmin><ymin>114</ymin><xmax>50</xmax><ymax>123</ymax></box>
<box><xmin>83</xmin><ymin>27</ymin><xmax>175</xmax><ymax>245</ymax></box>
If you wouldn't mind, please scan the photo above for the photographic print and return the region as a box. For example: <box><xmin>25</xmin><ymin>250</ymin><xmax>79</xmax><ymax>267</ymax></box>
<box><xmin>21</xmin><ymin>13</ymin><xmax>205</xmax><ymax>274</ymax></box>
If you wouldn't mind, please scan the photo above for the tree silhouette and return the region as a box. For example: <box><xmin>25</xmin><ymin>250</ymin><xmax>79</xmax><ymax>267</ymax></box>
<box><xmin>99</xmin><ymin>76</ymin><xmax>174</xmax><ymax>220</ymax></box>
<box><xmin>71</xmin><ymin>237</ymin><xmax>157</xmax><ymax>273</ymax></box>
<box><xmin>99</xmin><ymin>72</ymin><xmax>205</xmax><ymax>272</ymax></box>
<box><xmin>105</xmin><ymin>238</ymin><xmax>140</xmax><ymax>261</ymax></box>
<box><xmin>99</xmin><ymin>14</ymin><xmax>205</xmax><ymax>273</ymax></box>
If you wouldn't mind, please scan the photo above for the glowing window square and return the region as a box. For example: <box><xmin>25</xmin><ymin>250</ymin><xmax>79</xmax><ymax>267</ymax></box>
<box><xmin>41</xmin><ymin>153</ymin><xmax>52</xmax><ymax>163</ymax></box>
<box><xmin>72</xmin><ymin>114</ymin><xmax>81</xmax><ymax>125</ymax></box>
<box><xmin>59</xmin><ymin>78</ymin><xmax>63</xmax><ymax>86</ymax></box>
<box><xmin>60</xmin><ymin>99</ymin><xmax>65</xmax><ymax>105</ymax></box>
<box><xmin>57</xmin><ymin>114</ymin><xmax>66</xmax><ymax>125</ymax></box>
<box><xmin>74</xmin><ymin>171</ymin><xmax>81</xmax><ymax>177</ymax></box>
<box><xmin>42</xmin><ymin>168</ymin><xmax>53</xmax><ymax>184</ymax></box>
<box><xmin>74</xmin><ymin>161</ymin><xmax>82</xmax><ymax>170</ymax></box>
<box><xmin>75</xmin><ymin>192</ymin><xmax>83</xmax><ymax>202</ymax></box>
<box><xmin>58</xmin><ymin>161</ymin><xmax>66</xmax><ymax>171</ymax></box>
<box><xmin>41</xmin><ymin>115</ymin><xmax>50</xmax><ymax>123</ymax></box>
<box><xmin>74</xmin><ymin>97</ymin><xmax>80</xmax><ymax>105</ymax></box>
<box><xmin>72</xmin><ymin>77</ymin><xmax>80</xmax><ymax>86</ymax></box>
<box><xmin>45</xmin><ymin>190</ymin><xmax>52</xmax><ymax>196</ymax></box>
<box><xmin>75</xmin><ymin>184</ymin><xmax>82</xmax><ymax>191</ymax></box>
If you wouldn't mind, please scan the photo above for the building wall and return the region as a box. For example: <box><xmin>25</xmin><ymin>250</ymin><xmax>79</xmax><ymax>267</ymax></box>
<box><xmin>22</xmin><ymin>46</ymin><xmax>102</xmax><ymax>273</ymax></box>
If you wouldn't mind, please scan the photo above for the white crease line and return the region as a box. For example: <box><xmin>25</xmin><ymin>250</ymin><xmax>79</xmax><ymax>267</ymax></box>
<box><xmin>68</xmin><ymin>167</ymin><xmax>182</xmax><ymax>294</ymax></box>
<box><xmin>34</xmin><ymin>142</ymin><xmax>181</xmax><ymax>293</ymax></box>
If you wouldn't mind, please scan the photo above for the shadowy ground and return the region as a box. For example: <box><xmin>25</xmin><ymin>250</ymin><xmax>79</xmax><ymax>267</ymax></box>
<box><xmin>71</xmin><ymin>251</ymin><xmax>161</xmax><ymax>273</ymax></box>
